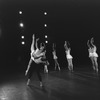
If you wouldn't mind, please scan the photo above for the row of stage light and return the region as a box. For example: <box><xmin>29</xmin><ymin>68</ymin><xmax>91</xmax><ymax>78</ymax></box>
<box><xmin>18</xmin><ymin>11</ymin><xmax>48</xmax><ymax>45</ymax></box>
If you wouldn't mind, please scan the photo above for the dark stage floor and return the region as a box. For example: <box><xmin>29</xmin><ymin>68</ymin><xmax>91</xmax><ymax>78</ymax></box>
<box><xmin>0</xmin><ymin>66</ymin><xmax>100</xmax><ymax>100</ymax></box>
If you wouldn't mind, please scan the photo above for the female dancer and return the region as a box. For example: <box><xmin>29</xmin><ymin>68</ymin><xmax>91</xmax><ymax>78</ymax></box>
<box><xmin>52</xmin><ymin>43</ymin><xmax>60</xmax><ymax>71</ymax></box>
<box><xmin>87</xmin><ymin>37</ymin><xmax>98</xmax><ymax>72</ymax></box>
<box><xmin>25</xmin><ymin>34</ymin><xmax>48</xmax><ymax>87</ymax></box>
<box><xmin>64</xmin><ymin>41</ymin><xmax>73</xmax><ymax>71</ymax></box>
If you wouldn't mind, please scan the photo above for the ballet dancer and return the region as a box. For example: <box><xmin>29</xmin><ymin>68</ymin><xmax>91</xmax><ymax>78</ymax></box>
<box><xmin>52</xmin><ymin>43</ymin><xmax>60</xmax><ymax>71</ymax></box>
<box><xmin>39</xmin><ymin>42</ymin><xmax>49</xmax><ymax>73</ymax></box>
<box><xmin>87</xmin><ymin>37</ymin><xmax>98</xmax><ymax>72</ymax></box>
<box><xmin>25</xmin><ymin>34</ymin><xmax>48</xmax><ymax>87</ymax></box>
<box><xmin>64</xmin><ymin>41</ymin><xmax>73</xmax><ymax>71</ymax></box>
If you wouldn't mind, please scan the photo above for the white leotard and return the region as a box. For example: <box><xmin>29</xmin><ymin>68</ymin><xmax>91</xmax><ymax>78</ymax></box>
<box><xmin>65</xmin><ymin>49</ymin><xmax>73</xmax><ymax>59</ymax></box>
<box><xmin>88</xmin><ymin>46</ymin><xmax>98</xmax><ymax>57</ymax></box>
<box><xmin>53</xmin><ymin>51</ymin><xmax>58</xmax><ymax>59</ymax></box>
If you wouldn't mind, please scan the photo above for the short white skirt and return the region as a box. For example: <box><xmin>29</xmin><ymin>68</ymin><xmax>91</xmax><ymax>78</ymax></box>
<box><xmin>53</xmin><ymin>55</ymin><xmax>58</xmax><ymax>59</ymax></box>
<box><xmin>66</xmin><ymin>54</ymin><xmax>73</xmax><ymax>59</ymax></box>
<box><xmin>89</xmin><ymin>52</ymin><xmax>98</xmax><ymax>57</ymax></box>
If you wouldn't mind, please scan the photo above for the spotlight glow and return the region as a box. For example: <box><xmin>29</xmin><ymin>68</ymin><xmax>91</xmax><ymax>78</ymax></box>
<box><xmin>19</xmin><ymin>11</ymin><xmax>22</xmax><ymax>14</ymax></box>
<box><xmin>21</xmin><ymin>36</ymin><xmax>24</xmax><ymax>39</ymax></box>
<box><xmin>44</xmin><ymin>12</ymin><xmax>47</xmax><ymax>15</ymax></box>
<box><xmin>45</xmin><ymin>35</ymin><xmax>48</xmax><ymax>38</ymax></box>
<box><xmin>45</xmin><ymin>41</ymin><xmax>48</xmax><ymax>43</ymax></box>
<box><xmin>44</xmin><ymin>24</ymin><xmax>47</xmax><ymax>27</ymax></box>
<box><xmin>21</xmin><ymin>41</ymin><xmax>25</xmax><ymax>45</ymax></box>
<box><xmin>19</xmin><ymin>22</ymin><xmax>24</xmax><ymax>28</ymax></box>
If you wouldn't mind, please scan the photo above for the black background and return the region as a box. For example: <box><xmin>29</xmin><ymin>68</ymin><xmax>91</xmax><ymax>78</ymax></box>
<box><xmin>0</xmin><ymin>0</ymin><xmax>100</xmax><ymax>72</ymax></box>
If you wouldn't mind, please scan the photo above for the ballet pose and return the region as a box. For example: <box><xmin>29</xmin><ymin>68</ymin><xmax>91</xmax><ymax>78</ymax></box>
<box><xmin>64</xmin><ymin>41</ymin><xmax>73</xmax><ymax>71</ymax></box>
<box><xmin>87</xmin><ymin>37</ymin><xmax>98</xmax><ymax>72</ymax></box>
<box><xmin>25</xmin><ymin>34</ymin><xmax>49</xmax><ymax>87</ymax></box>
<box><xmin>52</xmin><ymin>43</ymin><xmax>60</xmax><ymax>71</ymax></box>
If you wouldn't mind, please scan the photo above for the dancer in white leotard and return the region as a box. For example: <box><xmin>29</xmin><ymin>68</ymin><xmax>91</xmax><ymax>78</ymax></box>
<box><xmin>64</xmin><ymin>41</ymin><xmax>73</xmax><ymax>71</ymax></box>
<box><xmin>52</xmin><ymin>43</ymin><xmax>60</xmax><ymax>71</ymax></box>
<box><xmin>87</xmin><ymin>37</ymin><xmax>98</xmax><ymax>72</ymax></box>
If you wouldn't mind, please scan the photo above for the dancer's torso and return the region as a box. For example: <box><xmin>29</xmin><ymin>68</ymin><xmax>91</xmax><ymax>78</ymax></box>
<box><xmin>53</xmin><ymin>51</ymin><xmax>57</xmax><ymax>59</ymax></box>
<box><xmin>31</xmin><ymin>48</ymin><xmax>46</xmax><ymax>63</ymax></box>
<box><xmin>66</xmin><ymin>49</ymin><xmax>73</xmax><ymax>59</ymax></box>
<box><xmin>88</xmin><ymin>46</ymin><xmax>98</xmax><ymax>57</ymax></box>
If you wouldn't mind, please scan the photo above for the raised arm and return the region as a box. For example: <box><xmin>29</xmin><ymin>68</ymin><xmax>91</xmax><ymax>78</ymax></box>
<box><xmin>64</xmin><ymin>41</ymin><xmax>66</xmax><ymax>48</ymax></box>
<box><xmin>31</xmin><ymin>34</ymin><xmax>35</xmax><ymax>52</ymax></box>
<box><xmin>87</xmin><ymin>40</ymin><xmax>90</xmax><ymax>48</ymax></box>
<box><xmin>67</xmin><ymin>41</ymin><xmax>70</xmax><ymax>47</ymax></box>
<box><xmin>90</xmin><ymin>37</ymin><xmax>95</xmax><ymax>47</ymax></box>
<box><xmin>35</xmin><ymin>38</ymin><xmax>39</xmax><ymax>49</ymax></box>
<box><xmin>53</xmin><ymin>43</ymin><xmax>56</xmax><ymax>51</ymax></box>
<box><xmin>64</xmin><ymin>41</ymin><xmax>69</xmax><ymax>50</ymax></box>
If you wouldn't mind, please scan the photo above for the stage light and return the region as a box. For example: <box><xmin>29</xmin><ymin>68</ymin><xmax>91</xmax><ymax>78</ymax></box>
<box><xmin>45</xmin><ymin>35</ymin><xmax>48</xmax><ymax>38</ymax></box>
<box><xmin>45</xmin><ymin>41</ymin><xmax>48</xmax><ymax>43</ymax></box>
<box><xmin>19</xmin><ymin>22</ymin><xmax>24</xmax><ymax>28</ymax></box>
<box><xmin>21</xmin><ymin>36</ymin><xmax>24</xmax><ymax>39</ymax></box>
<box><xmin>19</xmin><ymin>11</ymin><xmax>22</xmax><ymax>14</ymax></box>
<box><xmin>44</xmin><ymin>12</ymin><xmax>47</xmax><ymax>15</ymax></box>
<box><xmin>21</xmin><ymin>41</ymin><xmax>25</xmax><ymax>45</ymax></box>
<box><xmin>44</xmin><ymin>24</ymin><xmax>47</xmax><ymax>27</ymax></box>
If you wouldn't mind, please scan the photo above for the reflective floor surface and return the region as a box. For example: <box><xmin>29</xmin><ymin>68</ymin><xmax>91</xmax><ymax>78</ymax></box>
<box><xmin>0</xmin><ymin>66</ymin><xmax>100</xmax><ymax>100</ymax></box>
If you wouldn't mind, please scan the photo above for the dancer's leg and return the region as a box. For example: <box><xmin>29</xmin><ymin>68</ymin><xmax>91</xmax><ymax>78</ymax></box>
<box><xmin>44</xmin><ymin>64</ymin><xmax>48</xmax><ymax>73</ymax></box>
<box><xmin>67</xmin><ymin>59</ymin><xmax>71</xmax><ymax>70</ymax></box>
<box><xmin>94</xmin><ymin>57</ymin><xmax>98</xmax><ymax>72</ymax></box>
<box><xmin>68</xmin><ymin>59</ymin><xmax>73</xmax><ymax>71</ymax></box>
<box><xmin>69</xmin><ymin>59</ymin><xmax>73</xmax><ymax>71</ymax></box>
<box><xmin>36</xmin><ymin>63</ymin><xmax>43</xmax><ymax>87</ymax></box>
<box><xmin>54</xmin><ymin>59</ymin><xmax>57</xmax><ymax>70</ymax></box>
<box><xmin>25</xmin><ymin>59</ymin><xmax>33</xmax><ymax>76</ymax></box>
<box><xmin>55</xmin><ymin>59</ymin><xmax>60</xmax><ymax>70</ymax></box>
<box><xmin>41</xmin><ymin>59</ymin><xmax>49</xmax><ymax>73</ymax></box>
<box><xmin>90</xmin><ymin>57</ymin><xmax>95</xmax><ymax>70</ymax></box>
<box><xmin>27</xmin><ymin>60</ymin><xmax>35</xmax><ymax>85</ymax></box>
